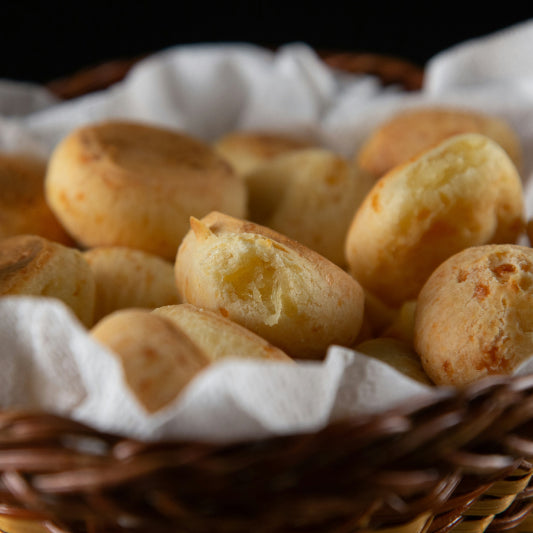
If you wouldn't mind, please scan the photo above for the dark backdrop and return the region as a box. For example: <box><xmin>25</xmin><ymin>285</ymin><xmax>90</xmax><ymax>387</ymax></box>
<box><xmin>2</xmin><ymin>2</ymin><xmax>532</xmax><ymax>84</ymax></box>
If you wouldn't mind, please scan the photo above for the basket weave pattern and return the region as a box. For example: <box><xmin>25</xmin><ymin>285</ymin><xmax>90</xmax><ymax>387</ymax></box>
<box><xmin>2</xmin><ymin>51</ymin><xmax>531</xmax><ymax>533</ymax></box>
<box><xmin>2</xmin><ymin>375</ymin><xmax>533</xmax><ymax>532</ymax></box>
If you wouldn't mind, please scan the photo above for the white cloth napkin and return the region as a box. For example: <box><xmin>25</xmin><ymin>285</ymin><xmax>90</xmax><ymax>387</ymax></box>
<box><xmin>1</xmin><ymin>20</ymin><xmax>532</xmax><ymax>442</ymax></box>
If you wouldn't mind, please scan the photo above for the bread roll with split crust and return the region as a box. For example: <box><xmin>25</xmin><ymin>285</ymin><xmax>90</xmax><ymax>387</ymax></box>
<box><xmin>0</xmin><ymin>234</ymin><xmax>95</xmax><ymax>326</ymax></box>
<box><xmin>175</xmin><ymin>211</ymin><xmax>365</xmax><ymax>360</ymax></box>
<box><xmin>245</xmin><ymin>148</ymin><xmax>374</xmax><ymax>266</ymax></box>
<box><xmin>91</xmin><ymin>308</ymin><xmax>210</xmax><ymax>413</ymax></box>
<box><xmin>83</xmin><ymin>246</ymin><xmax>180</xmax><ymax>323</ymax></box>
<box><xmin>214</xmin><ymin>130</ymin><xmax>313</xmax><ymax>177</ymax></box>
<box><xmin>357</xmin><ymin>107</ymin><xmax>523</xmax><ymax>178</ymax></box>
<box><xmin>154</xmin><ymin>303</ymin><xmax>292</xmax><ymax>362</ymax></box>
<box><xmin>345</xmin><ymin>133</ymin><xmax>525</xmax><ymax>308</ymax></box>
<box><xmin>0</xmin><ymin>153</ymin><xmax>73</xmax><ymax>245</ymax></box>
<box><xmin>414</xmin><ymin>244</ymin><xmax>533</xmax><ymax>387</ymax></box>
<box><xmin>45</xmin><ymin>120</ymin><xmax>247</xmax><ymax>261</ymax></box>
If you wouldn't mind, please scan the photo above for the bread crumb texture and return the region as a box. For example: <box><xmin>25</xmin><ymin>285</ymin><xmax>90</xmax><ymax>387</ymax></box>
<box><xmin>176</xmin><ymin>212</ymin><xmax>364</xmax><ymax>359</ymax></box>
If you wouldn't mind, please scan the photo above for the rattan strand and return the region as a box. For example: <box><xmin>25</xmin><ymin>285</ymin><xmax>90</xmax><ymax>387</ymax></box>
<box><xmin>1</xmin><ymin>375</ymin><xmax>533</xmax><ymax>531</ymax></box>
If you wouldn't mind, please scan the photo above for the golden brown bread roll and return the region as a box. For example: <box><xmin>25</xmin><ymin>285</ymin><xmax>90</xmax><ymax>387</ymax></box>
<box><xmin>153</xmin><ymin>303</ymin><xmax>292</xmax><ymax>362</ymax></box>
<box><xmin>245</xmin><ymin>148</ymin><xmax>374</xmax><ymax>266</ymax></box>
<box><xmin>382</xmin><ymin>300</ymin><xmax>417</xmax><ymax>344</ymax></box>
<box><xmin>175</xmin><ymin>211</ymin><xmax>365</xmax><ymax>359</ymax></box>
<box><xmin>356</xmin><ymin>337</ymin><xmax>433</xmax><ymax>385</ymax></box>
<box><xmin>357</xmin><ymin>106</ymin><xmax>523</xmax><ymax>178</ymax></box>
<box><xmin>414</xmin><ymin>244</ymin><xmax>533</xmax><ymax>387</ymax></box>
<box><xmin>83</xmin><ymin>246</ymin><xmax>180</xmax><ymax>324</ymax></box>
<box><xmin>0</xmin><ymin>234</ymin><xmax>95</xmax><ymax>326</ymax></box>
<box><xmin>45</xmin><ymin>120</ymin><xmax>247</xmax><ymax>261</ymax></box>
<box><xmin>91</xmin><ymin>309</ymin><xmax>210</xmax><ymax>413</ymax></box>
<box><xmin>0</xmin><ymin>153</ymin><xmax>73</xmax><ymax>245</ymax></box>
<box><xmin>360</xmin><ymin>290</ymin><xmax>398</xmax><ymax>338</ymax></box>
<box><xmin>345</xmin><ymin>133</ymin><xmax>525</xmax><ymax>308</ymax></box>
<box><xmin>214</xmin><ymin>130</ymin><xmax>313</xmax><ymax>177</ymax></box>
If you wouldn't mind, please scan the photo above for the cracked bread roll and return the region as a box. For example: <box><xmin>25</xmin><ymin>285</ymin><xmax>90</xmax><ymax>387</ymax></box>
<box><xmin>214</xmin><ymin>130</ymin><xmax>313</xmax><ymax>177</ymax></box>
<box><xmin>357</xmin><ymin>106</ymin><xmax>523</xmax><ymax>178</ymax></box>
<box><xmin>175</xmin><ymin>211</ymin><xmax>365</xmax><ymax>359</ymax></box>
<box><xmin>0</xmin><ymin>153</ymin><xmax>73</xmax><ymax>245</ymax></box>
<box><xmin>45</xmin><ymin>120</ymin><xmax>247</xmax><ymax>261</ymax></box>
<box><xmin>414</xmin><ymin>244</ymin><xmax>533</xmax><ymax>387</ymax></box>
<box><xmin>0</xmin><ymin>234</ymin><xmax>95</xmax><ymax>326</ymax></box>
<box><xmin>345</xmin><ymin>133</ymin><xmax>525</xmax><ymax>308</ymax></box>
<box><xmin>91</xmin><ymin>308</ymin><xmax>209</xmax><ymax>413</ymax></box>
<box><xmin>83</xmin><ymin>246</ymin><xmax>180</xmax><ymax>324</ymax></box>
<box><xmin>154</xmin><ymin>303</ymin><xmax>292</xmax><ymax>362</ymax></box>
<box><xmin>245</xmin><ymin>148</ymin><xmax>374</xmax><ymax>266</ymax></box>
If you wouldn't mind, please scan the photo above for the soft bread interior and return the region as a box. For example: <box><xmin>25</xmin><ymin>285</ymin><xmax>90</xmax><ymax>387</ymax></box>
<box><xmin>346</xmin><ymin>133</ymin><xmax>525</xmax><ymax>307</ymax></box>
<box><xmin>0</xmin><ymin>234</ymin><xmax>95</xmax><ymax>326</ymax></box>
<box><xmin>414</xmin><ymin>244</ymin><xmax>533</xmax><ymax>387</ymax></box>
<box><xmin>83</xmin><ymin>246</ymin><xmax>180</xmax><ymax>324</ymax></box>
<box><xmin>204</xmin><ymin>232</ymin><xmax>313</xmax><ymax>328</ymax></box>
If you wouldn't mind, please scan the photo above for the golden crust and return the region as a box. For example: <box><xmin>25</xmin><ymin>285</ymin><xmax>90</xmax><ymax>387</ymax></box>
<box><xmin>245</xmin><ymin>148</ymin><xmax>374</xmax><ymax>266</ymax></box>
<box><xmin>356</xmin><ymin>337</ymin><xmax>432</xmax><ymax>385</ymax></box>
<box><xmin>153</xmin><ymin>303</ymin><xmax>292</xmax><ymax>362</ymax></box>
<box><xmin>0</xmin><ymin>234</ymin><xmax>95</xmax><ymax>326</ymax></box>
<box><xmin>83</xmin><ymin>246</ymin><xmax>180</xmax><ymax>324</ymax></box>
<box><xmin>45</xmin><ymin>120</ymin><xmax>247</xmax><ymax>260</ymax></box>
<box><xmin>0</xmin><ymin>153</ymin><xmax>74</xmax><ymax>245</ymax></box>
<box><xmin>175</xmin><ymin>211</ymin><xmax>365</xmax><ymax>359</ymax></box>
<box><xmin>91</xmin><ymin>309</ymin><xmax>209</xmax><ymax>412</ymax></box>
<box><xmin>414</xmin><ymin>244</ymin><xmax>533</xmax><ymax>387</ymax></box>
<box><xmin>345</xmin><ymin>133</ymin><xmax>525</xmax><ymax>307</ymax></box>
<box><xmin>357</xmin><ymin>106</ymin><xmax>523</xmax><ymax>178</ymax></box>
<box><xmin>214</xmin><ymin>130</ymin><xmax>313</xmax><ymax>176</ymax></box>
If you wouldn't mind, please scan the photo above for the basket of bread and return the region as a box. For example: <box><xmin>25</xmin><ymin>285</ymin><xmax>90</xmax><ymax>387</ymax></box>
<box><xmin>1</xmin><ymin>24</ymin><xmax>533</xmax><ymax>533</ymax></box>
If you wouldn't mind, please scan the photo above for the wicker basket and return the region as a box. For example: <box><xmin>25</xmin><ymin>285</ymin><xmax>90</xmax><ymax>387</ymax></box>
<box><xmin>3</xmin><ymin>50</ymin><xmax>533</xmax><ymax>533</ymax></box>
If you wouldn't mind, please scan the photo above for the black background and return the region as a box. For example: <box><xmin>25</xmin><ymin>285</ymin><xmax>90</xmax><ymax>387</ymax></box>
<box><xmin>2</xmin><ymin>1</ymin><xmax>532</xmax><ymax>85</ymax></box>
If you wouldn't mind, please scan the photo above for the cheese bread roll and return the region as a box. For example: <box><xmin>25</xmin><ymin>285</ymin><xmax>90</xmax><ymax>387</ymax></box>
<box><xmin>356</xmin><ymin>337</ymin><xmax>432</xmax><ymax>386</ymax></box>
<box><xmin>175</xmin><ymin>212</ymin><xmax>365</xmax><ymax>359</ymax></box>
<box><xmin>0</xmin><ymin>234</ymin><xmax>95</xmax><ymax>326</ymax></box>
<box><xmin>154</xmin><ymin>303</ymin><xmax>292</xmax><ymax>362</ymax></box>
<box><xmin>357</xmin><ymin>107</ymin><xmax>523</xmax><ymax>178</ymax></box>
<box><xmin>245</xmin><ymin>148</ymin><xmax>374</xmax><ymax>266</ymax></box>
<box><xmin>214</xmin><ymin>130</ymin><xmax>313</xmax><ymax>177</ymax></box>
<box><xmin>346</xmin><ymin>133</ymin><xmax>524</xmax><ymax>307</ymax></box>
<box><xmin>45</xmin><ymin>120</ymin><xmax>247</xmax><ymax>261</ymax></box>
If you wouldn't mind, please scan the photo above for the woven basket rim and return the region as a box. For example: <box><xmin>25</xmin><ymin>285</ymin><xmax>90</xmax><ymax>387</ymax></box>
<box><xmin>44</xmin><ymin>47</ymin><xmax>425</xmax><ymax>100</ymax></box>
<box><xmin>2</xmin><ymin>363</ymin><xmax>533</xmax><ymax>533</ymax></box>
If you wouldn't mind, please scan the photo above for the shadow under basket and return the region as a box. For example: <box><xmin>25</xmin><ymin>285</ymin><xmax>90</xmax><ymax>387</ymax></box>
<box><xmin>3</xmin><ymin>51</ymin><xmax>533</xmax><ymax>533</ymax></box>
